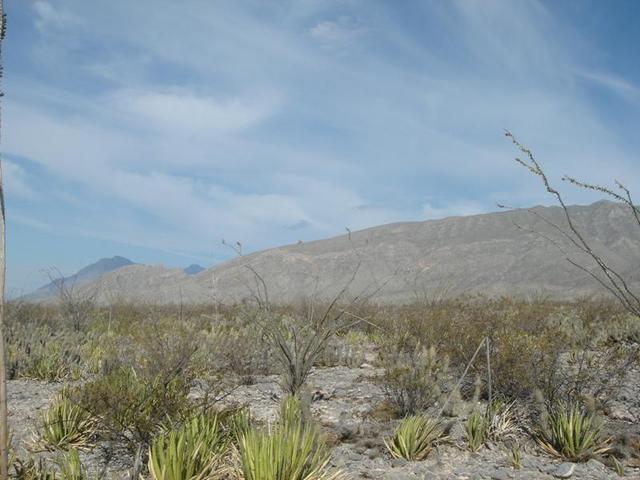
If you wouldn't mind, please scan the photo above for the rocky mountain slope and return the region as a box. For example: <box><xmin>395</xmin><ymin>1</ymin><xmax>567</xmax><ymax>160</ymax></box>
<box><xmin>30</xmin><ymin>201</ymin><xmax>640</xmax><ymax>304</ymax></box>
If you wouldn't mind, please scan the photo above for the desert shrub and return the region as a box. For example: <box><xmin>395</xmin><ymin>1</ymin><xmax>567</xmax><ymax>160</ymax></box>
<box><xmin>259</xmin><ymin>312</ymin><xmax>340</xmax><ymax>396</ymax></box>
<box><xmin>148</xmin><ymin>413</ymin><xmax>230</xmax><ymax>480</ymax></box>
<box><xmin>5</xmin><ymin>321</ymin><xmax>84</xmax><ymax>381</ymax></box>
<box><xmin>536</xmin><ymin>402</ymin><xmax>611</xmax><ymax>461</ymax></box>
<box><xmin>384</xmin><ymin>414</ymin><xmax>444</xmax><ymax>461</ymax></box>
<box><xmin>36</xmin><ymin>394</ymin><xmax>96</xmax><ymax>451</ymax></box>
<box><xmin>196</xmin><ymin>320</ymin><xmax>273</xmax><ymax>385</ymax></box>
<box><xmin>378</xmin><ymin>335</ymin><xmax>449</xmax><ymax>416</ymax></box>
<box><xmin>317</xmin><ymin>330</ymin><xmax>368</xmax><ymax>368</ymax></box>
<box><xmin>370</xmin><ymin>298</ymin><xmax>638</xmax><ymax>409</ymax></box>
<box><xmin>465</xmin><ymin>411</ymin><xmax>489</xmax><ymax>452</ymax></box>
<box><xmin>73</xmin><ymin>366</ymin><xmax>192</xmax><ymax>449</ymax></box>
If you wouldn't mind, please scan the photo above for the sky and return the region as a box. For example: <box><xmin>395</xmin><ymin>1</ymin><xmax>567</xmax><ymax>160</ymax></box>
<box><xmin>2</xmin><ymin>0</ymin><xmax>640</xmax><ymax>295</ymax></box>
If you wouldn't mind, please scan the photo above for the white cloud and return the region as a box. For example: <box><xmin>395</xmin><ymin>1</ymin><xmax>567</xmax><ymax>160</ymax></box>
<box><xmin>32</xmin><ymin>1</ymin><xmax>81</xmax><ymax>32</ymax></box>
<box><xmin>2</xmin><ymin>161</ymin><xmax>36</xmax><ymax>200</ymax></box>
<box><xmin>422</xmin><ymin>202</ymin><xmax>487</xmax><ymax>220</ymax></box>
<box><xmin>575</xmin><ymin>70</ymin><xmax>640</xmax><ymax>103</ymax></box>
<box><xmin>112</xmin><ymin>89</ymin><xmax>281</xmax><ymax>136</ymax></box>
<box><xmin>6</xmin><ymin>0</ymin><xmax>640</xmax><ymax>272</ymax></box>
<box><xmin>310</xmin><ymin>16</ymin><xmax>367</xmax><ymax>49</ymax></box>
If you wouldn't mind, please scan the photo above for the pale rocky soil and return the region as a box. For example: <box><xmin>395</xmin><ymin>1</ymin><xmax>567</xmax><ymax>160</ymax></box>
<box><xmin>9</xmin><ymin>360</ymin><xmax>640</xmax><ymax>479</ymax></box>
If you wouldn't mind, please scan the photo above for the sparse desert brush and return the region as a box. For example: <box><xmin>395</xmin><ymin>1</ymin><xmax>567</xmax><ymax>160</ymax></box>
<box><xmin>5</xmin><ymin>318</ymin><xmax>85</xmax><ymax>381</ymax></box>
<box><xmin>196</xmin><ymin>322</ymin><xmax>274</xmax><ymax>384</ymax></box>
<box><xmin>384</xmin><ymin>414</ymin><xmax>445</xmax><ymax>461</ymax></box>
<box><xmin>379</xmin><ymin>334</ymin><xmax>448</xmax><ymax>416</ymax></box>
<box><xmin>317</xmin><ymin>334</ymin><xmax>366</xmax><ymax>368</ymax></box>
<box><xmin>72</xmin><ymin>366</ymin><xmax>192</xmax><ymax>449</ymax></box>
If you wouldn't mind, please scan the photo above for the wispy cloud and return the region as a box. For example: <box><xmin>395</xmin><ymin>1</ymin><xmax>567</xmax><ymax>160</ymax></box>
<box><xmin>309</xmin><ymin>16</ymin><xmax>367</xmax><ymax>50</ymax></box>
<box><xmin>4</xmin><ymin>0</ymin><xmax>640</xmax><ymax>290</ymax></box>
<box><xmin>576</xmin><ymin>70</ymin><xmax>640</xmax><ymax>103</ymax></box>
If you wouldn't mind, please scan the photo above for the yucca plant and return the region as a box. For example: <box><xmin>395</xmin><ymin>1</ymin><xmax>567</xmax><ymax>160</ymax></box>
<box><xmin>465</xmin><ymin>411</ymin><xmax>489</xmax><ymax>452</ymax></box>
<box><xmin>239</xmin><ymin>421</ymin><xmax>343</xmax><ymax>480</ymax></box>
<box><xmin>384</xmin><ymin>415</ymin><xmax>444</xmax><ymax>461</ymax></box>
<box><xmin>56</xmin><ymin>449</ymin><xmax>87</xmax><ymax>480</ymax></box>
<box><xmin>536</xmin><ymin>402</ymin><xmax>611</xmax><ymax>461</ymax></box>
<box><xmin>36</xmin><ymin>395</ymin><xmax>96</xmax><ymax>451</ymax></box>
<box><xmin>148</xmin><ymin>413</ymin><xmax>230</xmax><ymax>480</ymax></box>
<box><xmin>279</xmin><ymin>394</ymin><xmax>308</xmax><ymax>428</ymax></box>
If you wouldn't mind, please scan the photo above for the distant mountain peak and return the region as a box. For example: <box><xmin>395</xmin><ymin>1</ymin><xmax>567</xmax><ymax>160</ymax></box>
<box><xmin>33</xmin><ymin>256</ymin><xmax>135</xmax><ymax>295</ymax></box>
<box><xmin>184</xmin><ymin>264</ymin><xmax>205</xmax><ymax>275</ymax></box>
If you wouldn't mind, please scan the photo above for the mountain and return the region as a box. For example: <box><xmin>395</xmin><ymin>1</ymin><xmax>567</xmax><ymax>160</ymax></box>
<box><xmin>28</xmin><ymin>202</ymin><xmax>640</xmax><ymax>304</ymax></box>
<box><xmin>184</xmin><ymin>264</ymin><xmax>206</xmax><ymax>275</ymax></box>
<box><xmin>30</xmin><ymin>256</ymin><xmax>135</xmax><ymax>299</ymax></box>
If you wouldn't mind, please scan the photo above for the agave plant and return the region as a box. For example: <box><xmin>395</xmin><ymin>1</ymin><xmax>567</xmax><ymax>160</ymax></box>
<box><xmin>148</xmin><ymin>413</ymin><xmax>230</xmax><ymax>480</ymax></box>
<box><xmin>240</xmin><ymin>421</ymin><xmax>343</xmax><ymax>480</ymax></box>
<box><xmin>465</xmin><ymin>411</ymin><xmax>489</xmax><ymax>452</ymax></box>
<box><xmin>36</xmin><ymin>395</ymin><xmax>96</xmax><ymax>451</ymax></box>
<box><xmin>536</xmin><ymin>402</ymin><xmax>611</xmax><ymax>461</ymax></box>
<box><xmin>384</xmin><ymin>414</ymin><xmax>444</xmax><ymax>461</ymax></box>
<box><xmin>56</xmin><ymin>449</ymin><xmax>87</xmax><ymax>480</ymax></box>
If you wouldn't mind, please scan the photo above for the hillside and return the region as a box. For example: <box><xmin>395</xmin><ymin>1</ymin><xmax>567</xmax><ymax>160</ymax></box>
<box><xmin>31</xmin><ymin>201</ymin><xmax>640</xmax><ymax>304</ymax></box>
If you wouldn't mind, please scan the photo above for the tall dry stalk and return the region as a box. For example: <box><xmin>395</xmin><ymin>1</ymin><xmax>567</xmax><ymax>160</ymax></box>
<box><xmin>0</xmin><ymin>0</ymin><xmax>8</xmax><ymax>477</ymax></box>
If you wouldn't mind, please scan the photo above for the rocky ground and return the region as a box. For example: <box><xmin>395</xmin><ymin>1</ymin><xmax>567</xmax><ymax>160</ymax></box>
<box><xmin>9</xmin><ymin>363</ymin><xmax>640</xmax><ymax>479</ymax></box>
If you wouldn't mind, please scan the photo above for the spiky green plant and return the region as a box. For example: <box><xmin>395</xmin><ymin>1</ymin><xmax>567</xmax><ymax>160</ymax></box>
<box><xmin>55</xmin><ymin>449</ymin><xmax>87</xmax><ymax>480</ymax></box>
<box><xmin>384</xmin><ymin>415</ymin><xmax>444</xmax><ymax>461</ymax></box>
<box><xmin>239</xmin><ymin>421</ymin><xmax>343</xmax><ymax>480</ymax></box>
<box><xmin>611</xmin><ymin>456</ymin><xmax>625</xmax><ymax>477</ymax></box>
<box><xmin>536</xmin><ymin>402</ymin><xmax>611</xmax><ymax>461</ymax></box>
<box><xmin>36</xmin><ymin>396</ymin><xmax>95</xmax><ymax>451</ymax></box>
<box><xmin>279</xmin><ymin>394</ymin><xmax>308</xmax><ymax>428</ymax></box>
<box><xmin>148</xmin><ymin>413</ymin><xmax>230</xmax><ymax>480</ymax></box>
<box><xmin>465</xmin><ymin>411</ymin><xmax>489</xmax><ymax>452</ymax></box>
<box><xmin>509</xmin><ymin>445</ymin><xmax>522</xmax><ymax>470</ymax></box>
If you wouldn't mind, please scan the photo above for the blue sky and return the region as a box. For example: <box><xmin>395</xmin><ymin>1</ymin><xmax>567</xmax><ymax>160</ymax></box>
<box><xmin>3</xmin><ymin>0</ymin><xmax>640</xmax><ymax>294</ymax></box>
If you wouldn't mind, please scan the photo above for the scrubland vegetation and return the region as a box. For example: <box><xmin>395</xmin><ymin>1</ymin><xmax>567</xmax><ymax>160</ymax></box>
<box><xmin>4</xmin><ymin>295</ymin><xmax>640</xmax><ymax>478</ymax></box>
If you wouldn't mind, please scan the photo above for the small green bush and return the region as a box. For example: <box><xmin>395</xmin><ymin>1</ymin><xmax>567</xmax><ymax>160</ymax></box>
<box><xmin>73</xmin><ymin>366</ymin><xmax>191</xmax><ymax>449</ymax></box>
<box><xmin>379</xmin><ymin>336</ymin><xmax>448</xmax><ymax>416</ymax></box>
<box><xmin>384</xmin><ymin>414</ymin><xmax>444</xmax><ymax>461</ymax></box>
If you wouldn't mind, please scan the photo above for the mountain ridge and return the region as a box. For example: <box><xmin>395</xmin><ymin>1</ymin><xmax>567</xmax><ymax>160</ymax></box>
<box><xmin>26</xmin><ymin>201</ymin><xmax>640</xmax><ymax>304</ymax></box>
